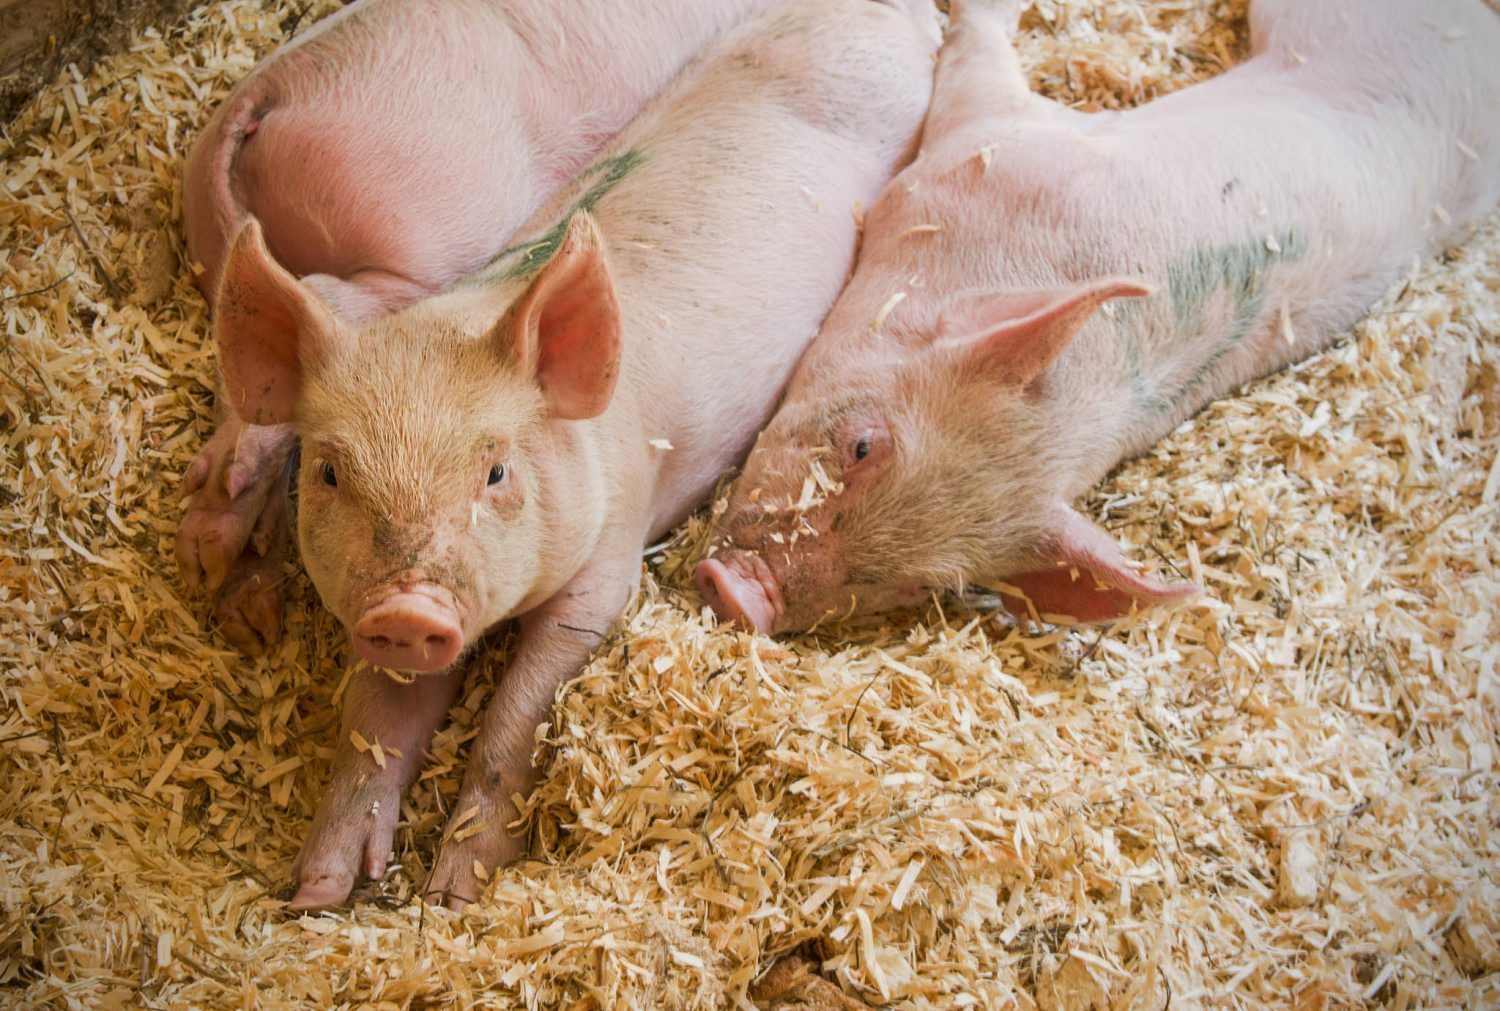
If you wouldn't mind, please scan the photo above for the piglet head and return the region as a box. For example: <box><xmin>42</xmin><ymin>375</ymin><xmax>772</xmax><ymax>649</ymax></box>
<box><xmin>697</xmin><ymin>277</ymin><xmax>1197</xmax><ymax>633</ymax></box>
<box><xmin>216</xmin><ymin>214</ymin><xmax>621</xmax><ymax>672</ymax></box>
<box><xmin>696</xmin><ymin>358</ymin><xmax>926</xmax><ymax>633</ymax></box>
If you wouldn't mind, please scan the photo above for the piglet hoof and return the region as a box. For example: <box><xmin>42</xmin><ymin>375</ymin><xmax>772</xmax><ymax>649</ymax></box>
<box><xmin>288</xmin><ymin>774</ymin><xmax>404</xmax><ymax>911</ymax></box>
<box><xmin>212</xmin><ymin>489</ymin><xmax>291</xmax><ymax>656</ymax></box>
<box><xmin>286</xmin><ymin>873</ymin><xmax>356</xmax><ymax>913</ymax></box>
<box><xmin>214</xmin><ymin>553</ymin><xmax>286</xmax><ymax>657</ymax></box>
<box><xmin>424</xmin><ymin>799</ymin><xmax>529</xmax><ymax>911</ymax></box>
<box><xmin>176</xmin><ymin>421</ymin><xmax>295</xmax><ymax>591</ymax></box>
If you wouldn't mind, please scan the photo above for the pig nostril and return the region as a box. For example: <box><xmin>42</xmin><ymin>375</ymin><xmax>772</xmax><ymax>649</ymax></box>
<box><xmin>695</xmin><ymin>562</ymin><xmax>723</xmax><ymax>599</ymax></box>
<box><xmin>354</xmin><ymin>591</ymin><xmax>464</xmax><ymax>671</ymax></box>
<box><xmin>696</xmin><ymin>556</ymin><xmax>777</xmax><ymax>632</ymax></box>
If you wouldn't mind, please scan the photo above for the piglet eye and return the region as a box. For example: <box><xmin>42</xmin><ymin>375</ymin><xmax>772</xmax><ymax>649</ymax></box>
<box><xmin>321</xmin><ymin>461</ymin><xmax>338</xmax><ymax>488</ymax></box>
<box><xmin>853</xmin><ymin>434</ymin><xmax>873</xmax><ymax>462</ymax></box>
<box><xmin>487</xmin><ymin>464</ymin><xmax>506</xmax><ymax>486</ymax></box>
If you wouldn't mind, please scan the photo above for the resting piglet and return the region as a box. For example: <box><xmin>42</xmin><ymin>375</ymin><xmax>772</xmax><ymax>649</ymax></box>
<box><xmin>211</xmin><ymin>0</ymin><xmax>936</xmax><ymax>909</ymax></box>
<box><xmin>176</xmin><ymin>0</ymin><xmax>774</xmax><ymax>656</ymax></box>
<box><xmin>696</xmin><ymin>0</ymin><xmax>1500</xmax><ymax>633</ymax></box>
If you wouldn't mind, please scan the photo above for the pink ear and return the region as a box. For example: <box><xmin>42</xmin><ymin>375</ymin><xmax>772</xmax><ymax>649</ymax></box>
<box><xmin>937</xmin><ymin>277</ymin><xmax>1152</xmax><ymax>386</ymax></box>
<box><xmin>998</xmin><ymin>504</ymin><xmax>1198</xmax><ymax>623</ymax></box>
<box><xmin>215</xmin><ymin>218</ymin><xmax>340</xmax><ymax>425</ymax></box>
<box><xmin>503</xmin><ymin>213</ymin><xmax>621</xmax><ymax>420</ymax></box>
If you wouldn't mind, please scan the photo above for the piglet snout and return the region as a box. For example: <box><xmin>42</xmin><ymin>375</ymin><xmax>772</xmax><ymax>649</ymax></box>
<box><xmin>695</xmin><ymin>554</ymin><xmax>782</xmax><ymax>633</ymax></box>
<box><xmin>353</xmin><ymin>589</ymin><xmax>463</xmax><ymax>672</ymax></box>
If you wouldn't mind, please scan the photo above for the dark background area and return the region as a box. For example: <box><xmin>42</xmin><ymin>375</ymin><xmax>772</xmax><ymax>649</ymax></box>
<box><xmin>1</xmin><ymin>0</ymin><xmax>200</xmax><ymax>124</ymax></box>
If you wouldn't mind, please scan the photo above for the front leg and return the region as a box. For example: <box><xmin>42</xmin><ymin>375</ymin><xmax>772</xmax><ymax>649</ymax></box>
<box><xmin>210</xmin><ymin>463</ymin><xmax>292</xmax><ymax>656</ymax></box>
<box><xmin>424</xmin><ymin>553</ymin><xmax>638</xmax><ymax>910</ymax></box>
<box><xmin>178</xmin><ymin>414</ymin><xmax>302</xmax><ymax>654</ymax></box>
<box><xmin>289</xmin><ymin>663</ymin><xmax>466</xmax><ymax>910</ymax></box>
<box><xmin>177</xmin><ymin>415</ymin><xmax>296</xmax><ymax>591</ymax></box>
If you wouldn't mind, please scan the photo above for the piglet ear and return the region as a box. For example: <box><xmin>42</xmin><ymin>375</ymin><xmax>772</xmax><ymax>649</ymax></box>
<box><xmin>502</xmin><ymin>212</ymin><xmax>621</xmax><ymax>420</ymax></box>
<box><xmin>997</xmin><ymin>503</ymin><xmax>1198</xmax><ymax>623</ymax></box>
<box><xmin>215</xmin><ymin>217</ymin><xmax>341</xmax><ymax>425</ymax></box>
<box><xmin>936</xmin><ymin>277</ymin><xmax>1152</xmax><ymax>386</ymax></box>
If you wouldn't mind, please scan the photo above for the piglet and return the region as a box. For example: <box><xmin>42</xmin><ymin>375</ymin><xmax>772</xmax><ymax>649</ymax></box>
<box><xmin>697</xmin><ymin>0</ymin><xmax>1500</xmax><ymax>633</ymax></box>
<box><xmin>210</xmin><ymin>0</ymin><xmax>937</xmax><ymax>909</ymax></box>
<box><xmin>176</xmin><ymin>0</ymin><xmax>774</xmax><ymax>656</ymax></box>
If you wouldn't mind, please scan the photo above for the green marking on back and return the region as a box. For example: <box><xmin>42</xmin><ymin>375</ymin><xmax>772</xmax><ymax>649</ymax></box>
<box><xmin>1108</xmin><ymin>298</ymin><xmax>1161</xmax><ymax>412</ymax></box>
<box><xmin>469</xmin><ymin>149</ymin><xmax>646</xmax><ymax>287</ymax></box>
<box><xmin>1167</xmin><ymin>228</ymin><xmax>1306</xmax><ymax>336</ymax></box>
<box><xmin>1133</xmin><ymin>228</ymin><xmax>1307</xmax><ymax>417</ymax></box>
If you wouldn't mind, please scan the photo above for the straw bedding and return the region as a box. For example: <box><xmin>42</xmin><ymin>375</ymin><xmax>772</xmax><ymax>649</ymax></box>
<box><xmin>2</xmin><ymin>0</ymin><xmax>1496</xmax><ymax>1006</ymax></box>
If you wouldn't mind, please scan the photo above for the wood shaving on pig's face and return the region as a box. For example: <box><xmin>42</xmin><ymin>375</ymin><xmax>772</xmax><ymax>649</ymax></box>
<box><xmin>293</xmin><ymin>297</ymin><xmax>563</xmax><ymax>646</ymax></box>
<box><xmin>718</xmin><ymin>344</ymin><xmax>1069</xmax><ymax>631</ymax></box>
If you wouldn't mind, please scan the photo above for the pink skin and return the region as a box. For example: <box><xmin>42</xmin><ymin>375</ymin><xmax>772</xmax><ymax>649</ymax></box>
<box><xmin>352</xmin><ymin>586</ymin><xmax>465</xmax><ymax>672</ymax></box>
<box><xmin>209</xmin><ymin>0</ymin><xmax>939</xmax><ymax>910</ymax></box>
<box><xmin>698</xmin><ymin>0</ymin><xmax>1500</xmax><ymax>633</ymax></box>
<box><xmin>174</xmin><ymin>419</ymin><xmax>295</xmax><ymax>654</ymax></box>
<box><xmin>176</xmin><ymin>0</ymin><xmax>778</xmax><ymax>654</ymax></box>
<box><xmin>696</xmin><ymin>556</ymin><xmax>781</xmax><ymax>633</ymax></box>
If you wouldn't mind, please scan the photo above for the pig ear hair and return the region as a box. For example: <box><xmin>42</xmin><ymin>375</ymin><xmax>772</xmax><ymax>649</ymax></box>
<box><xmin>215</xmin><ymin>217</ymin><xmax>341</xmax><ymax>426</ymax></box>
<box><xmin>995</xmin><ymin>502</ymin><xmax>1198</xmax><ymax>623</ymax></box>
<box><xmin>936</xmin><ymin>277</ymin><xmax>1152</xmax><ymax>387</ymax></box>
<box><xmin>500</xmin><ymin>212</ymin><xmax>622</xmax><ymax>421</ymax></box>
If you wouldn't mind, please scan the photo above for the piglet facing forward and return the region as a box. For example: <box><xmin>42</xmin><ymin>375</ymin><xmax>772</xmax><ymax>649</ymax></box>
<box><xmin>211</xmin><ymin>0</ymin><xmax>937</xmax><ymax>909</ymax></box>
<box><xmin>177</xmin><ymin>0</ymin><xmax>774</xmax><ymax>656</ymax></box>
<box><xmin>697</xmin><ymin>0</ymin><xmax>1500</xmax><ymax>634</ymax></box>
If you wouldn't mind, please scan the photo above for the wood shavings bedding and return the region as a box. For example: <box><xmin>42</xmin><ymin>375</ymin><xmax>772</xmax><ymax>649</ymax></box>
<box><xmin>1</xmin><ymin>0</ymin><xmax>1495</xmax><ymax>1006</ymax></box>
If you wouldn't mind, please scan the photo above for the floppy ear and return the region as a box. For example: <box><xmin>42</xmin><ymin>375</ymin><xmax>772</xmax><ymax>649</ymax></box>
<box><xmin>497</xmin><ymin>212</ymin><xmax>622</xmax><ymax>420</ymax></box>
<box><xmin>936</xmin><ymin>277</ymin><xmax>1152</xmax><ymax>386</ymax></box>
<box><xmin>215</xmin><ymin>217</ymin><xmax>342</xmax><ymax>425</ymax></box>
<box><xmin>997</xmin><ymin>503</ymin><xmax>1198</xmax><ymax>623</ymax></box>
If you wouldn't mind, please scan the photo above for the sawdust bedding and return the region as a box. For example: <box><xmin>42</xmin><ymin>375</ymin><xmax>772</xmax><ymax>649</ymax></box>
<box><xmin>1</xmin><ymin>0</ymin><xmax>1496</xmax><ymax>1006</ymax></box>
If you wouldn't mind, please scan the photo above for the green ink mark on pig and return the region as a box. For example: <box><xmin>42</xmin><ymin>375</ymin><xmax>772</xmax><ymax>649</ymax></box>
<box><xmin>472</xmin><ymin>149</ymin><xmax>647</xmax><ymax>285</ymax></box>
<box><xmin>1108</xmin><ymin>297</ymin><xmax>1160</xmax><ymax>412</ymax></box>
<box><xmin>1128</xmin><ymin>228</ymin><xmax>1307</xmax><ymax>418</ymax></box>
<box><xmin>1168</xmin><ymin>229</ymin><xmax>1306</xmax><ymax>335</ymax></box>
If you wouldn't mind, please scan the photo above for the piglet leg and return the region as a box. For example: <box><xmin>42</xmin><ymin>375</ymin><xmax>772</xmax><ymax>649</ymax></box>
<box><xmin>932</xmin><ymin>2</ymin><xmax>1026</xmax><ymax>111</ymax></box>
<box><xmin>178</xmin><ymin>415</ymin><xmax>298</xmax><ymax>652</ymax></box>
<box><xmin>424</xmin><ymin>552</ymin><xmax>638</xmax><ymax>910</ymax></box>
<box><xmin>177</xmin><ymin>414</ymin><xmax>295</xmax><ymax>587</ymax></box>
<box><xmin>288</xmin><ymin>663</ymin><xmax>467</xmax><ymax>910</ymax></box>
<box><xmin>210</xmin><ymin>466</ymin><xmax>292</xmax><ymax>656</ymax></box>
<box><xmin>924</xmin><ymin>0</ymin><xmax>1079</xmax><ymax>144</ymax></box>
